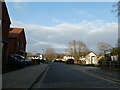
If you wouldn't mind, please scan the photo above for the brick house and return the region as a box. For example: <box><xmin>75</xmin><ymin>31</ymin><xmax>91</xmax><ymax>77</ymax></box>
<box><xmin>1</xmin><ymin>1</ymin><xmax>11</xmax><ymax>67</ymax></box>
<box><xmin>8</xmin><ymin>28</ymin><xmax>26</xmax><ymax>57</ymax></box>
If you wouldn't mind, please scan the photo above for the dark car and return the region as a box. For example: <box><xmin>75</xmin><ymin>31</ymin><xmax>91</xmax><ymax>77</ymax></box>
<box><xmin>8</xmin><ymin>55</ymin><xmax>18</xmax><ymax>67</ymax></box>
<box><xmin>53</xmin><ymin>60</ymin><xmax>57</xmax><ymax>62</ymax></box>
<box><xmin>8</xmin><ymin>54</ymin><xmax>25</xmax><ymax>67</ymax></box>
<box><xmin>59</xmin><ymin>60</ymin><xmax>65</xmax><ymax>63</ymax></box>
<box><xmin>25</xmin><ymin>58</ymin><xmax>32</xmax><ymax>66</ymax></box>
<box><xmin>53</xmin><ymin>59</ymin><xmax>64</xmax><ymax>63</ymax></box>
<box><xmin>66</xmin><ymin>59</ymin><xmax>74</xmax><ymax>64</ymax></box>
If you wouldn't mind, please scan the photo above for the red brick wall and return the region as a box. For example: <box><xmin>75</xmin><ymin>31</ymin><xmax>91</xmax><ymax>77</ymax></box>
<box><xmin>2</xmin><ymin>2</ymin><xmax>11</xmax><ymax>42</ymax></box>
<box><xmin>19</xmin><ymin>31</ymin><xmax>26</xmax><ymax>52</ymax></box>
<box><xmin>8</xmin><ymin>30</ymin><xmax>26</xmax><ymax>56</ymax></box>
<box><xmin>2</xmin><ymin>2</ymin><xmax>11</xmax><ymax>67</ymax></box>
<box><xmin>8</xmin><ymin>38</ymin><xmax>17</xmax><ymax>55</ymax></box>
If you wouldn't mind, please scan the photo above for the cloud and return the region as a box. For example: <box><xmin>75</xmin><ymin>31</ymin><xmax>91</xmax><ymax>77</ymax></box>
<box><xmin>10</xmin><ymin>19</ymin><xmax>118</xmax><ymax>54</ymax></box>
<box><xmin>75</xmin><ymin>10</ymin><xmax>92</xmax><ymax>18</ymax></box>
<box><xmin>52</xmin><ymin>18</ymin><xmax>66</xmax><ymax>24</ymax></box>
<box><xmin>11</xmin><ymin>20</ymin><xmax>24</xmax><ymax>28</ymax></box>
<box><xmin>88</xmin><ymin>22</ymin><xmax>117</xmax><ymax>35</ymax></box>
<box><xmin>6</xmin><ymin>0</ymin><xmax>22</xmax><ymax>2</ymax></box>
<box><xmin>31</xmin><ymin>41</ymin><xmax>50</xmax><ymax>46</ymax></box>
<box><xmin>7</xmin><ymin>2</ymin><xmax>28</xmax><ymax>11</ymax></box>
<box><xmin>13</xmin><ymin>2</ymin><xmax>22</xmax><ymax>10</ymax></box>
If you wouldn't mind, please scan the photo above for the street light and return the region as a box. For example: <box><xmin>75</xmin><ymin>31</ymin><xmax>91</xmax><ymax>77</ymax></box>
<box><xmin>42</xmin><ymin>49</ymin><xmax>44</xmax><ymax>54</ymax></box>
<box><xmin>41</xmin><ymin>49</ymin><xmax>44</xmax><ymax>60</ymax></box>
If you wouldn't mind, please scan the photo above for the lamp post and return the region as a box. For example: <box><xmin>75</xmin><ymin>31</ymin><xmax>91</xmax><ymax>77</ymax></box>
<box><xmin>42</xmin><ymin>49</ymin><xmax>44</xmax><ymax>54</ymax></box>
<box><xmin>42</xmin><ymin>49</ymin><xmax>44</xmax><ymax>60</ymax></box>
<box><xmin>104</xmin><ymin>49</ymin><xmax>109</xmax><ymax>57</ymax></box>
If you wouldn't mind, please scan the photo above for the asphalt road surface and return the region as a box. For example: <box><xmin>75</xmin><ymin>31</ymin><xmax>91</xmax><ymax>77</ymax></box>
<box><xmin>34</xmin><ymin>62</ymin><xmax>120</xmax><ymax>88</ymax></box>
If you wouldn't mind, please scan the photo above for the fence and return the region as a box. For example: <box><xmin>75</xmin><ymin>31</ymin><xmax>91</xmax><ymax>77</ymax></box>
<box><xmin>101</xmin><ymin>61</ymin><xmax>120</xmax><ymax>69</ymax></box>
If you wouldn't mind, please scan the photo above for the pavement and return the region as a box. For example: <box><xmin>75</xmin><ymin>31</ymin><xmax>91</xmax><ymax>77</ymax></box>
<box><xmin>2</xmin><ymin>63</ymin><xmax>49</xmax><ymax>89</ymax></box>
<box><xmin>68</xmin><ymin>65</ymin><xmax>120</xmax><ymax>83</ymax></box>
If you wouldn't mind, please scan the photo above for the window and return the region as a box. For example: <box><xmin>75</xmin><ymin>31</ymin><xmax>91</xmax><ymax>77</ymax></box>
<box><xmin>0</xmin><ymin>19</ymin><xmax>2</xmax><ymax>43</ymax></box>
<box><xmin>18</xmin><ymin>41</ymin><xmax>20</xmax><ymax>48</ymax></box>
<box><xmin>22</xmin><ymin>43</ymin><xmax>24</xmax><ymax>48</ymax></box>
<box><xmin>0</xmin><ymin>19</ymin><xmax>1</xmax><ymax>30</ymax></box>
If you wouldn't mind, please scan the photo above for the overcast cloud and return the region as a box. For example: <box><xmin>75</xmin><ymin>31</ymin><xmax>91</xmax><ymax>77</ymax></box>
<box><xmin>11</xmin><ymin>19</ymin><xmax>118</xmax><ymax>54</ymax></box>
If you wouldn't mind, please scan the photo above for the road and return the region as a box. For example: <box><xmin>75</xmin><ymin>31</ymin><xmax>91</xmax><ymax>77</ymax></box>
<box><xmin>33</xmin><ymin>62</ymin><xmax>120</xmax><ymax>88</ymax></box>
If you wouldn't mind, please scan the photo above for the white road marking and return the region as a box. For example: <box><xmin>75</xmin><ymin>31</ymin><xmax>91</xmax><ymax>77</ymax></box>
<box><xmin>35</xmin><ymin>65</ymin><xmax>50</xmax><ymax>88</ymax></box>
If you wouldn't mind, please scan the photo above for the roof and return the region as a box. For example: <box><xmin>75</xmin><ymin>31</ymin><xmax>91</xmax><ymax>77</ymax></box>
<box><xmin>80</xmin><ymin>51</ymin><xmax>96</xmax><ymax>56</ymax></box>
<box><xmin>9</xmin><ymin>28</ymin><xmax>24</xmax><ymax>38</ymax></box>
<box><xmin>27</xmin><ymin>55</ymin><xmax>40</xmax><ymax>57</ymax></box>
<box><xmin>2</xmin><ymin>2</ymin><xmax>11</xmax><ymax>24</ymax></box>
<box><xmin>80</xmin><ymin>51</ymin><xmax>91</xmax><ymax>56</ymax></box>
<box><xmin>95</xmin><ymin>56</ymin><xmax>104</xmax><ymax>57</ymax></box>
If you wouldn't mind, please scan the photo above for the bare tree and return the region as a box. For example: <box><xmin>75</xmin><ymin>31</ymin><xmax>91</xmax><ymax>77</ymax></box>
<box><xmin>66</xmin><ymin>40</ymin><xmax>77</xmax><ymax>54</ymax></box>
<box><xmin>26</xmin><ymin>52</ymin><xmax>34</xmax><ymax>57</ymax></box>
<box><xmin>77</xmin><ymin>41</ymin><xmax>89</xmax><ymax>53</ymax></box>
<box><xmin>111</xmin><ymin>2</ymin><xmax>120</xmax><ymax>47</ymax></box>
<box><xmin>55</xmin><ymin>53</ymin><xmax>65</xmax><ymax>59</ymax></box>
<box><xmin>111</xmin><ymin>2</ymin><xmax>119</xmax><ymax>16</ymax></box>
<box><xmin>66</xmin><ymin>40</ymin><xmax>89</xmax><ymax>61</ymax></box>
<box><xmin>44</xmin><ymin>48</ymin><xmax>56</xmax><ymax>60</ymax></box>
<box><xmin>97</xmin><ymin>41</ymin><xmax>112</xmax><ymax>55</ymax></box>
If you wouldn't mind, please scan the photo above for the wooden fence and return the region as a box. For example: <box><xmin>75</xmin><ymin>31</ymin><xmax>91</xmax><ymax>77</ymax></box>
<box><xmin>101</xmin><ymin>61</ymin><xmax>120</xmax><ymax>69</ymax></box>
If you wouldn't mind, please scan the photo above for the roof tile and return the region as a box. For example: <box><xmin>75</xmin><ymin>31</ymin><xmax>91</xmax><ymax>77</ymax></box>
<box><xmin>9</xmin><ymin>28</ymin><xmax>24</xmax><ymax>38</ymax></box>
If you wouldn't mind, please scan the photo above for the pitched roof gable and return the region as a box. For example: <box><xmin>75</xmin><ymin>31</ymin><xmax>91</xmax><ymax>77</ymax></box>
<box><xmin>9</xmin><ymin>28</ymin><xmax>24</xmax><ymax>38</ymax></box>
<box><xmin>2</xmin><ymin>1</ymin><xmax>11</xmax><ymax>24</ymax></box>
<box><xmin>80</xmin><ymin>51</ymin><xmax>91</xmax><ymax>56</ymax></box>
<box><xmin>81</xmin><ymin>51</ymin><xmax>96</xmax><ymax>56</ymax></box>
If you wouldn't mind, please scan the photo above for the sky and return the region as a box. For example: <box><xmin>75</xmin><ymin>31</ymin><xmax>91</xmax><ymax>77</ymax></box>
<box><xmin>6</xmin><ymin>1</ymin><xmax>118</xmax><ymax>54</ymax></box>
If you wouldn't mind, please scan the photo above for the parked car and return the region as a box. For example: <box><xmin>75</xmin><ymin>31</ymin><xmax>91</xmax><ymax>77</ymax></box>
<box><xmin>40</xmin><ymin>59</ymin><xmax>46</xmax><ymax>62</ymax></box>
<box><xmin>53</xmin><ymin>60</ymin><xmax>57</xmax><ymax>62</ymax></box>
<box><xmin>8</xmin><ymin>54</ymin><xmax>25</xmax><ymax>67</ymax></box>
<box><xmin>66</xmin><ymin>59</ymin><xmax>74</xmax><ymax>64</ymax></box>
<box><xmin>25</xmin><ymin>58</ymin><xmax>32</xmax><ymax>66</ymax></box>
<box><xmin>59</xmin><ymin>60</ymin><xmax>65</xmax><ymax>63</ymax></box>
<box><xmin>53</xmin><ymin>59</ymin><xmax>64</xmax><ymax>63</ymax></box>
<box><xmin>32</xmin><ymin>59</ymin><xmax>40</xmax><ymax>65</ymax></box>
<box><xmin>8</xmin><ymin>55</ymin><xmax>18</xmax><ymax>67</ymax></box>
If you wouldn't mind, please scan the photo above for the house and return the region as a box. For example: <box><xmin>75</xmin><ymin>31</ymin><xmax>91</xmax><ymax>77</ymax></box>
<box><xmin>27</xmin><ymin>53</ymin><xmax>44</xmax><ymax>60</ymax></box>
<box><xmin>79</xmin><ymin>51</ymin><xmax>98</xmax><ymax>65</ymax></box>
<box><xmin>8</xmin><ymin>28</ymin><xmax>26</xmax><ymax>57</ymax></box>
<box><xmin>1</xmin><ymin>1</ymin><xmax>11</xmax><ymax>67</ymax></box>
<box><xmin>28</xmin><ymin>55</ymin><xmax>40</xmax><ymax>59</ymax></box>
<box><xmin>111</xmin><ymin>55</ymin><xmax>118</xmax><ymax>61</ymax></box>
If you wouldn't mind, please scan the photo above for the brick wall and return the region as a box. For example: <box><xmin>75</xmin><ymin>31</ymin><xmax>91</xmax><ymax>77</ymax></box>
<box><xmin>8</xmin><ymin>30</ymin><xmax>26</xmax><ymax>56</ymax></box>
<box><xmin>8</xmin><ymin>38</ymin><xmax>17</xmax><ymax>55</ymax></box>
<box><xmin>2</xmin><ymin>2</ymin><xmax>11</xmax><ymax>67</ymax></box>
